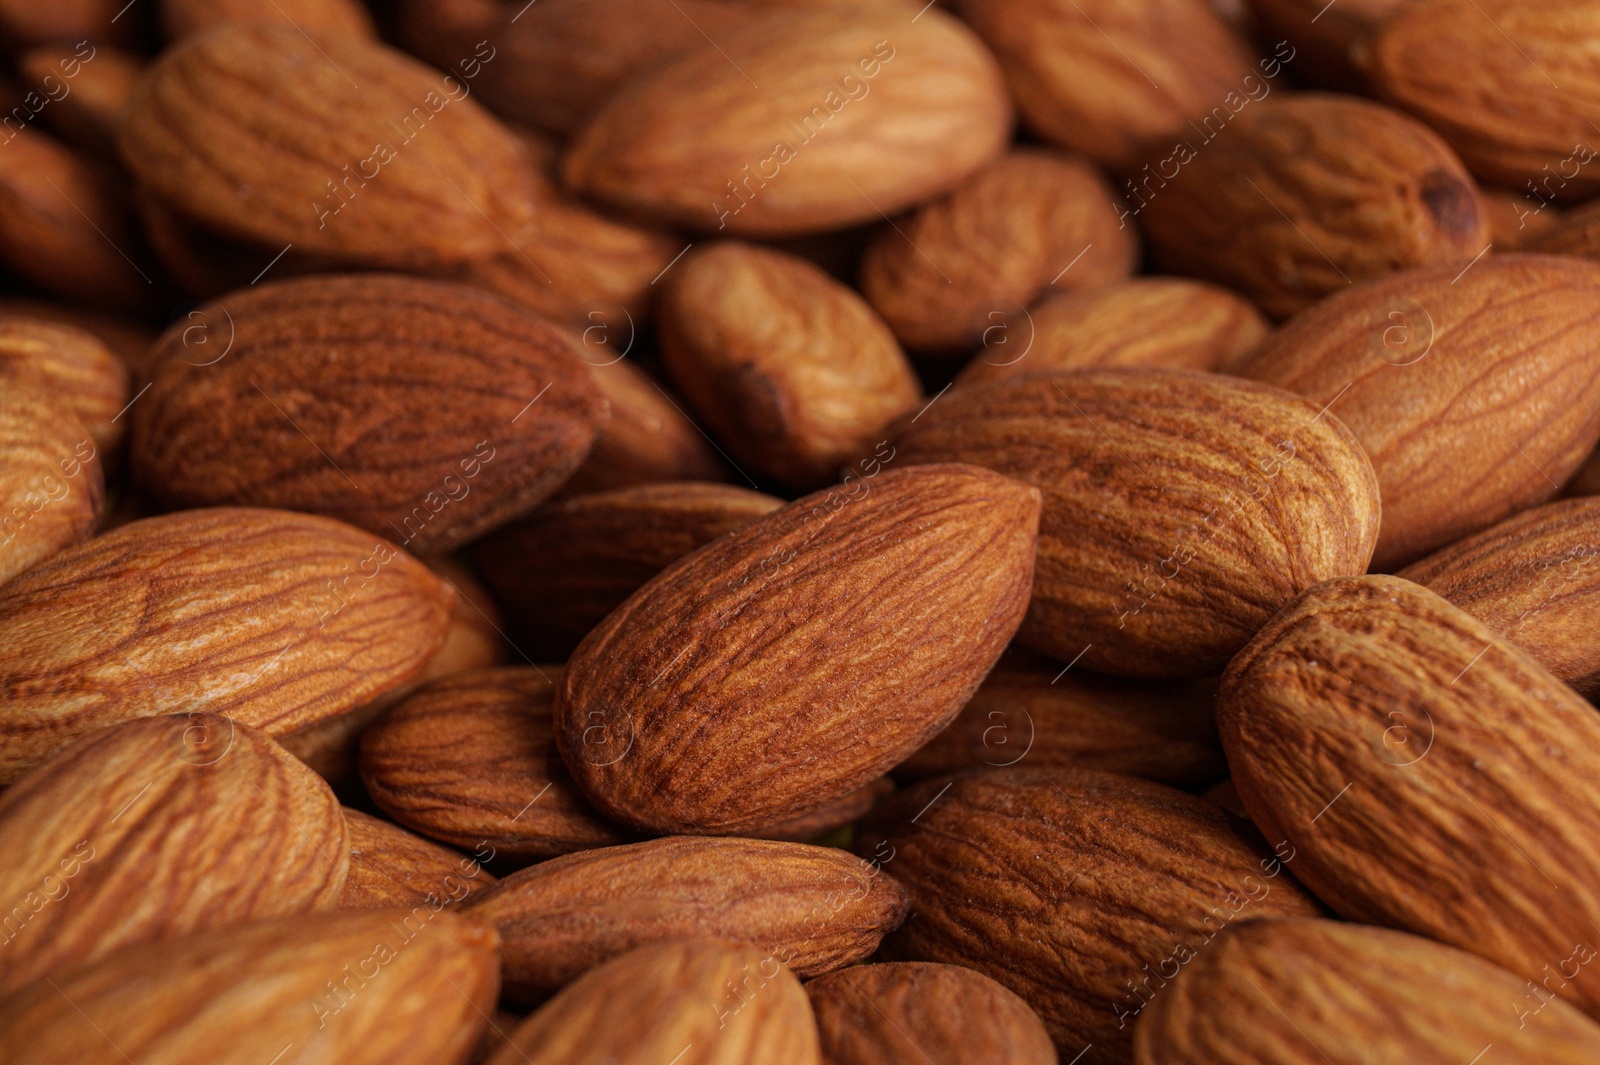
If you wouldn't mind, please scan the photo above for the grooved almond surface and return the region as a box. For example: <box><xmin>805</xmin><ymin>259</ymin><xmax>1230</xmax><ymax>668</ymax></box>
<box><xmin>0</xmin><ymin>391</ymin><xmax>103</xmax><ymax>588</ymax></box>
<box><xmin>0</xmin><ymin>317</ymin><xmax>129</xmax><ymax>455</ymax></box>
<box><xmin>0</xmin><ymin>507</ymin><xmax>452</xmax><ymax>783</ymax></box>
<box><xmin>0</xmin><ymin>714</ymin><xmax>347</xmax><ymax>997</ymax></box>
<box><xmin>553</xmin><ymin>464</ymin><xmax>1039</xmax><ymax>835</ymax></box>
<box><xmin>340</xmin><ymin>808</ymin><xmax>496</xmax><ymax>910</ymax></box>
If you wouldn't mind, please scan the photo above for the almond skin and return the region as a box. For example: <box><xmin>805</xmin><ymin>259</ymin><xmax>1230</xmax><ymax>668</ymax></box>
<box><xmin>562</xmin><ymin>8</ymin><xmax>1011</xmax><ymax>235</ymax></box>
<box><xmin>1219</xmin><ymin>575</ymin><xmax>1600</xmax><ymax>1016</ymax></box>
<box><xmin>859</xmin><ymin>148</ymin><xmax>1137</xmax><ymax>353</ymax></box>
<box><xmin>0</xmin><ymin>392</ymin><xmax>103</xmax><ymax>588</ymax></box>
<box><xmin>1233</xmin><ymin>255</ymin><xmax>1600</xmax><ymax>569</ymax></box>
<box><xmin>0</xmin><ymin>910</ymin><xmax>501</xmax><ymax>1065</ymax></box>
<box><xmin>894</xmin><ymin>369</ymin><xmax>1380</xmax><ymax>678</ymax></box>
<box><xmin>554</xmin><ymin>464</ymin><xmax>1040</xmax><ymax>835</ymax></box>
<box><xmin>131</xmin><ymin>274</ymin><xmax>609</xmax><ymax>555</ymax></box>
<box><xmin>1482</xmin><ymin>187</ymin><xmax>1563</xmax><ymax>249</ymax></box>
<box><xmin>161</xmin><ymin>0</ymin><xmax>376</xmax><ymax>40</ymax></box>
<box><xmin>1528</xmin><ymin>197</ymin><xmax>1600</xmax><ymax>259</ymax></box>
<box><xmin>488</xmin><ymin>940</ymin><xmax>822</xmax><ymax>1065</ymax></box>
<box><xmin>808</xmin><ymin>961</ymin><xmax>1057</xmax><ymax>1065</ymax></box>
<box><xmin>659</xmin><ymin>243</ymin><xmax>921</xmax><ymax>489</ymax></box>
<box><xmin>0</xmin><ymin>316</ymin><xmax>129</xmax><ymax>455</ymax></box>
<box><xmin>462</xmin><ymin>835</ymin><xmax>910</xmax><ymax>1000</ymax></box>
<box><xmin>339</xmin><ymin>808</ymin><xmax>497</xmax><ymax>910</ymax></box>
<box><xmin>120</xmin><ymin>23</ymin><xmax>535</xmax><ymax>270</ymax></box>
<box><xmin>477</xmin><ymin>482</ymin><xmax>782</xmax><ymax>658</ymax></box>
<box><xmin>858</xmin><ymin>768</ymin><xmax>1319</xmax><ymax>1062</ymax></box>
<box><xmin>1135</xmin><ymin>94</ymin><xmax>1488</xmax><ymax>320</ymax></box>
<box><xmin>1135</xmin><ymin>918</ymin><xmax>1600</xmax><ymax>1064</ymax></box>
<box><xmin>17</xmin><ymin>43</ymin><xmax>143</xmax><ymax>159</ymax></box>
<box><xmin>0</xmin><ymin>713</ymin><xmax>347</xmax><ymax>997</ymax></box>
<box><xmin>0</xmin><ymin>507</ymin><xmax>452</xmax><ymax>783</ymax></box>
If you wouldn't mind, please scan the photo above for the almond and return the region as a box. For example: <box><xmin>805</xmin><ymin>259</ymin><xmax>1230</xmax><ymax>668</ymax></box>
<box><xmin>858</xmin><ymin>768</ymin><xmax>1320</xmax><ymax>1062</ymax></box>
<box><xmin>462</xmin><ymin>835</ymin><xmax>909</xmax><ymax>1000</ymax></box>
<box><xmin>0</xmin><ymin>297</ymin><xmax>155</xmax><ymax>378</ymax></box>
<box><xmin>859</xmin><ymin>148</ymin><xmax>1137</xmax><ymax>353</ymax></box>
<box><xmin>487</xmin><ymin>939</ymin><xmax>821</xmax><ymax>1065</ymax></box>
<box><xmin>340</xmin><ymin>808</ymin><xmax>497</xmax><ymax>910</ymax></box>
<box><xmin>131</xmin><ymin>274</ymin><xmax>609</xmax><ymax>554</ymax></box>
<box><xmin>17</xmin><ymin>42</ymin><xmax>141</xmax><ymax>159</ymax></box>
<box><xmin>753</xmin><ymin>777</ymin><xmax>894</xmax><ymax>843</ymax></box>
<box><xmin>807</xmin><ymin>961</ymin><xmax>1056</xmax><ymax>1065</ymax></box>
<box><xmin>0</xmin><ymin>507</ymin><xmax>452</xmax><ymax>783</ymax></box>
<box><xmin>1485</xmin><ymin>187</ymin><xmax>1564</xmax><ymax>249</ymax></box>
<box><xmin>894</xmin><ymin>368</ymin><xmax>1380</xmax><ymax>677</ymax></box>
<box><xmin>1233</xmin><ymin>254</ymin><xmax>1600</xmax><ymax>568</ymax></box>
<box><xmin>0</xmin><ymin>910</ymin><xmax>501</xmax><ymax>1065</ymax></box>
<box><xmin>553</xmin><ymin>464</ymin><xmax>1039</xmax><ymax>835</ymax></box>
<box><xmin>161</xmin><ymin>0</ymin><xmax>376</xmax><ymax>40</ymax></box>
<box><xmin>0</xmin><ymin>713</ymin><xmax>347</xmax><ymax>997</ymax></box>
<box><xmin>561</xmin><ymin>8</ymin><xmax>1011</xmax><ymax>236</ymax></box>
<box><xmin>1218</xmin><ymin>574</ymin><xmax>1600</xmax><ymax>1016</ymax></box>
<box><xmin>1135</xmin><ymin>918</ymin><xmax>1600</xmax><ymax>1063</ymax></box>
<box><xmin>659</xmin><ymin>243</ymin><xmax>920</xmax><ymax>488</ymax></box>
<box><xmin>0</xmin><ymin>316</ymin><xmax>129</xmax><ymax>454</ymax></box>
<box><xmin>1249</xmin><ymin>0</ymin><xmax>1408</xmax><ymax>90</ymax></box>
<box><xmin>0</xmin><ymin>391</ymin><xmax>103</xmax><ymax>588</ymax></box>
<box><xmin>1135</xmin><ymin>94</ymin><xmax>1488</xmax><ymax>320</ymax></box>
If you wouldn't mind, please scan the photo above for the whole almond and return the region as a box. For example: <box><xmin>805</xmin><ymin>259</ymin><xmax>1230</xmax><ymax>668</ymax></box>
<box><xmin>562</xmin><ymin>8</ymin><xmax>1011</xmax><ymax>235</ymax></box>
<box><xmin>0</xmin><ymin>713</ymin><xmax>347</xmax><ymax>997</ymax></box>
<box><xmin>1135</xmin><ymin>918</ymin><xmax>1600</xmax><ymax>1064</ymax></box>
<box><xmin>0</xmin><ymin>391</ymin><xmax>103</xmax><ymax>588</ymax></box>
<box><xmin>859</xmin><ymin>148</ymin><xmax>1137</xmax><ymax>353</ymax></box>
<box><xmin>1135</xmin><ymin>94</ymin><xmax>1487</xmax><ymax>320</ymax></box>
<box><xmin>340</xmin><ymin>808</ymin><xmax>496</xmax><ymax>910</ymax></box>
<box><xmin>131</xmin><ymin>274</ymin><xmax>609</xmax><ymax>554</ymax></box>
<box><xmin>554</xmin><ymin>464</ymin><xmax>1039</xmax><ymax>835</ymax></box>
<box><xmin>1233</xmin><ymin>255</ymin><xmax>1600</xmax><ymax>568</ymax></box>
<box><xmin>488</xmin><ymin>939</ymin><xmax>821</xmax><ymax>1065</ymax></box>
<box><xmin>462</xmin><ymin>835</ymin><xmax>909</xmax><ymax>1000</ymax></box>
<box><xmin>0</xmin><ymin>910</ymin><xmax>501</xmax><ymax>1065</ymax></box>
<box><xmin>161</xmin><ymin>0</ymin><xmax>376</xmax><ymax>39</ymax></box>
<box><xmin>0</xmin><ymin>316</ymin><xmax>129</xmax><ymax>454</ymax></box>
<box><xmin>659</xmin><ymin>243</ymin><xmax>921</xmax><ymax>489</ymax></box>
<box><xmin>0</xmin><ymin>507</ymin><xmax>452</xmax><ymax>783</ymax></box>
<box><xmin>894</xmin><ymin>369</ymin><xmax>1380</xmax><ymax>677</ymax></box>
<box><xmin>1219</xmin><ymin>575</ymin><xmax>1600</xmax><ymax>1015</ymax></box>
<box><xmin>808</xmin><ymin>961</ymin><xmax>1057</xmax><ymax>1065</ymax></box>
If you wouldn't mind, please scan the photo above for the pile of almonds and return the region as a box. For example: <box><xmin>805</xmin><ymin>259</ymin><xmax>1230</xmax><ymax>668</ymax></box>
<box><xmin>7</xmin><ymin>0</ymin><xmax>1600</xmax><ymax>1061</ymax></box>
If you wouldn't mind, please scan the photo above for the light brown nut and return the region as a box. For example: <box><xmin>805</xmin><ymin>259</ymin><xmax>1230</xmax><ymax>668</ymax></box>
<box><xmin>0</xmin><ymin>713</ymin><xmax>347</xmax><ymax>997</ymax></box>
<box><xmin>0</xmin><ymin>297</ymin><xmax>156</xmax><ymax>381</ymax></box>
<box><xmin>17</xmin><ymin>43</ymin><xmax>142</xmax><ymax>159</ymax></box>
<box><xmin>894</xmin><ymin>369</ymin><xmax>1380</xmax><ymax>678</ymax></box>
<box><xmin>859</xmin><ymin>148</ymin><xmax>1137</xmax><ymax>353</ymax></box>
<box><xmin>0</xmin><ymin>317</ymin><xmax>128</xmax><ymax>455</ymax></box>
<box><xmin>1219</xmin><ymin>575</ymin><xmax>1600</xmax><ymax>1016</ymax></box>
<box><xmin>339</xmin><ymin>808</ymin><xmax>496</xmax><ymax>910</ymax></box>
<box><xmin>1233</xmin><ymin>254</ymin><xmax>1600</xmax><ymax>569</ymax></box>
<box><xmin>1135</xmin><ymin>94</ymin><xmax>1487</xmax><ymax>320</ymax></box>
<box><xmin>0</xmin><ymin>391</ymin><xmax>103</xmax><ymax>588</ymax></box>
<box><xmin>554</xmin><ymin>465</ymin><xmax>1039</xmax><ymax>835</ymax></box>
<box><xmin>1135</xmin><ymin>918</ymin><xmax>1600</xmax><ymax>1064</ymax></box>
<box><xmin>0</xmin><ymin>507</ymin><xmax>452</xmax><ymax>783</ymax></box>
<box><xmin>130</xmin><ymin>274</ymin><xmax>609</xmax><ymax>555</ymax></box>
<box><xmin>659</xmin><ymin>242</ymin><xmax>921</xmax><ymax>489</ymax></box>
<box><xmin>0</xmin><ymin>910</ymin><xmax>501</xmax><ymax>1065</ymax></box>
<box><xmin>487</xmin><ymin>940</ymin><xmax>822</xmax><ymax>1065</ymax></box>
<box><xmin>462</xmin><ymin>835</ymin><xmax>909</xmax><ymax>1000</ymax></box>
<box><xmin>857</xmin><ymin>768</ymin><xmax>1319</xmax><ymax>1063</ymax></box>
<box><xmin>161</xmin><ymin>0</ymin><xmax>376</xmax><ymax>39</ymax></box>
<box><xmin>562</xmin><ymin>8</ymin><xmax>1011</xmax><ymax>236</ymax></box>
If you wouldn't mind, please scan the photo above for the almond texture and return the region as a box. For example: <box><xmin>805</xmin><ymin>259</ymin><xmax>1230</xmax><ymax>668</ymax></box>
<box><xmin>339</xmin><ymin>808</ymin><xmax>496</xmax><ymax>910</ymax></box>
<box><xmin>0</xmin><ymin>316</ymin><xmax>128</xmax><ymax>455</ymax></box>
<box><xmin>0</xmin><ymin>391</ymin><xmax>103</xmax><ymax>588</ymax></box>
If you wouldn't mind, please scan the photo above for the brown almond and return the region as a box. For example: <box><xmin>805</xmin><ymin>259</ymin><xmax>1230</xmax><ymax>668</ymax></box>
<box><xmin>0</xmin><ymin>507</ymin><xmax>452</xmax><ymax>783</ymax></box>
<box><xmin>17</xmin><ymin>43</ymin><xmax>141</xmax><ymax>159</ymax></box>
<box><xmin>0</xmin><ymin>391</ymin><xmax>103</xmax><ymax>588</ymax></box>
<box><xmin>0</xmin><ymin>316</ymin><xmax>129</xmax><ymax>455</ymax></box>
<box><xmin>0</xmin><ymin>297</ymin><xmax>156</xmax><ymax>380</ymax></box>
<box><xmin>340</xmin><ymin>808</ymin><xmax>497</xmax><ymax>910</ymax></box>
<box><xmin>1485</xmin><ymin>187</ymin><xmax>1564</xmax><ymax>249</ymax></box>
<box><xmin>0</xmin><ymin>713</ymin><xmax>347</xmax><ymax>997</ymax></box>
<box><xmin>462</xmin><ymin>835</ymin><xmax>909</xmax><ymax>1000</ymax></box>
<box><xmin>162</xmin><ymin>0</ymin><xmax>376</xmax><ymax>39</ymax></box>
<box><xmin>753</xmin><ymin>777</ymin><xmax>893</xmax><ymax>843</ymax></box>
<box><xmin>0</xmin><ymin>0</ymin><xmax>126</xmax><ymax>46</ymax></box>
<box><xmin>1529</xmin><ymin>196</ymin><xmax>1600</xmax><ymax>263</ymax></box>
<box><xmin>1249</xmin><ymin>0</ymin><xmax>1406</xmax><ymax>90</ymax></box>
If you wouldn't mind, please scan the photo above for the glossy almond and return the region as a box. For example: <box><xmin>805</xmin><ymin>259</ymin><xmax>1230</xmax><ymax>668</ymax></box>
<box><xmin>859</xmin><ymin>149</ymin><xmax>1137</xmax><ymax>353</ymax></box>
<box><xmin>660</xmin><ymin>243</ymin><xmax>921</xmax><ymax>488</ymax></box>
<box><xmin>1219</xmin><ymin>575</ymin><xmax>1600</xmax><ymax>1015</ymax></box>
<box><xmin>894</xmin><ymin>369</ymin><xmax>1380</xmax><ymax>677</ymax></box>
<box><xmin>554</xmin><ymin>464</ymin><xmax>1039</xmax><ymax>835</ymax></box>
<box><xmin>0</xmin><ymin>392</ymin><xmax>103</xmax><ymax>588</ymax></box>
<box><xmin>0</xmin><ymin>714</ymin><xmax>347</xmax><ymax>996</ymax></box>
<box><xmin>162</xmin><ymin>0</ymin><xmax>376</xmax><ymax>39</ymax></box>
<box><xmin>1234</xmin><ymin>255</ymin><xmax>1600</xmax><ymax>568</ymax></box>
<box><xmin>340</xmin><ymin>808</ymin><xmax>496</xmax><ymax>910</ymax></box>
<box><xmin>462</xmin><ymin>835</ymin><xmax>910</xmax><ymax>999</ymax></box>
<box><xmin>0</xmin><ymin>316</ymin><xmax>128</xmax><ymax>454</ymax></box>
<box><xmin>0</xmin><ymin>507</ymin><xmax>452</xmax><ymax>783</ymax></box>
<box><xmin>131</xmin><ymin>274</ymin><xmax>608</xmax><ymax>554</ymax></box>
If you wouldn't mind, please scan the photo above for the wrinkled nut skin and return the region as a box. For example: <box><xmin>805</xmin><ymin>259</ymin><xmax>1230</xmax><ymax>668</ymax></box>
<box><xmin>0</xmin><ymin>317</ymin><xmax>129</xmax><ymax>456</ymax></box>
<box><xmin>894</xmin><ymin>369</ymin><xmax>1381</xmax><ymax>678</ymax></box>
<box><xmin>0</xmin><ymin>714</ymin><xmax>348</xmax><ymax>998</ymax></box>
<box><xmin>659</xmin><ymin>243</ymin><xmax>922</xmax><ymax>489</ymax></box>
<box><xmin>554</xmin><ymin>464</ymin><xmax>1040</xmax><ymax>835</ymax></box>
<box><xmin>488</xmin><ymin>940</ymin><xmax>822</xmax><ymax>1065</ymax></box>
<box><xmin>0</xmin><ymin>507</ymin><xmax>453</xmax><ymax>784</ymax></box>
<box><xmin>808</xmin><ymin>961</ymin><xmax>1057</xmax><ymax>1065</ymax></box>
<box><xmin>1135</xmin><ymin>94</ymin><xmax>1488</xmax><ymax>320</ymax></box>
<box><xmin>1234</xmin><ymin>255</ymin><xmax>1600</xmax><ymax>569</ymax></box>
<box><xmin>462</xmin><ymin>835</ymin><xmax>910</xmax><ymax>1001</ymax></box>
<box><xmin>1219</xmin><ymin>575</ymin><xmax>1600</xmax><ymax>1016</ymax></box>
<box><xmin>131</xmin><ymin>274</ymin><xmax>609</xmax><ymax>555</ymax></box>
<box><xmin>0</xmin><ymin>392</ymin><xmax>103</xmax><ymax>589</ymax></box>
<box><xmin>339</xmin><ymin>808</ymin><xmax>496</xmax><ymax>910</ymax></box>
<box><xmin>1134</xmin><ymin>918</ymin><xmax>1600</xmax><ymax>1064</ymax></box>
<box><xmin>0</xmin><ymin>910</ymin><xmax>502</xmax><ymax>1065</ymax></box>
<box><xmin>858</xmin><ymin>768</ymin><xmax>1320</xmax><ymax>1063</ymax></box>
